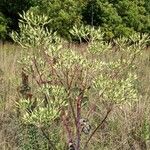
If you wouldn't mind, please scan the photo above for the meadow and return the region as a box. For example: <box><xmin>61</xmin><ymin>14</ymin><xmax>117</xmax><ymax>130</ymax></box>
<box><xmin>0</xmin><ymin>40</ymin><xmax>150</xmax><ymax>150</ymax></box>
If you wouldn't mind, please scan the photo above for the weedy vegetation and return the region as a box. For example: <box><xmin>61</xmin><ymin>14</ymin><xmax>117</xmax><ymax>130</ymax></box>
<box><xmin>0</xmin><ymin>10</ymin><xmax>150</xmax><ymax>150</ymax></box>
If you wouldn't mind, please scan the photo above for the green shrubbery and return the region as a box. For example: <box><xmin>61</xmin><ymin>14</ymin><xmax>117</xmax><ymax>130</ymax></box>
<box><xmin>0</xmin><ymin>0</ymin><xmax>150</xmax><ymax>41</ymax></box>
<box><xmin>0</xmin><ymin>12</ymin><xmax>7</xmax><ymax>40</ymax></box>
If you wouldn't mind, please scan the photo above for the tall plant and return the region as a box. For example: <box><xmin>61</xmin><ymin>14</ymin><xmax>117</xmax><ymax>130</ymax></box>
<box><xmin>12</xmin><ymin>10</ymin><xmax>149</xmax><ymax>150</ymax></box>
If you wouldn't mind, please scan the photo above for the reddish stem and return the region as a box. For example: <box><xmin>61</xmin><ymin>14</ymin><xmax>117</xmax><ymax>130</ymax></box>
<box><xmin>76</xmin><ymin>97</ymin><xmax>81</xmax><ymax>150</ymax></box>
<box><xmin>76</xmin><ymin>91</ymin><xmax>84</xmax><ymax>150</ymax></box>
<box><xmin>62</xmin><ymin>111</ymin><xmax>75</xmax><ymax>148</ymax></box>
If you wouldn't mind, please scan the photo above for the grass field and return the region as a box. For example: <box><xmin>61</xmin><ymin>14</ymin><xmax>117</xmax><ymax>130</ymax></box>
<box><xmin>0</xmin><ymin>43</ymin><xmax>150</xmax><ymax>150</ymax></box>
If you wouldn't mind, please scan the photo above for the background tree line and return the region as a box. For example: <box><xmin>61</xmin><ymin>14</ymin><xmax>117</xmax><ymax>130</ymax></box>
<box><xmin>0</xmin><ymin>0</ymin><xmax>150</xmax><ymax>41</ymax></box>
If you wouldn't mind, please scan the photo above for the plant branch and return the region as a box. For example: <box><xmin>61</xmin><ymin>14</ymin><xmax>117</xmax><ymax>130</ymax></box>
<box><xmin>83</xmin><ymin>107</ymin><xmax>112</xmax><ymax>149</ymax></box>
<box><xmin>62</xmin><ymin>111</ymin><xmax>75</xmax><ymax>149</ymax></box>
<box><xmin>76</xmin><ymin>94</ymin><xmax>83</xmax><ymax>150</ymax></box>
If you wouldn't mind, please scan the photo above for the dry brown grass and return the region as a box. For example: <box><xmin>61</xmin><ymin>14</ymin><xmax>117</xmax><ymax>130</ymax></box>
<box><xmin>0</xmin><ymin>43</ymin><xmax>21</xmax><ymax>150</ymax></box>
<box><xmin>0</xmin><ymin>43</ymin><xmax>150</xmax><ymax>150</ymax></box>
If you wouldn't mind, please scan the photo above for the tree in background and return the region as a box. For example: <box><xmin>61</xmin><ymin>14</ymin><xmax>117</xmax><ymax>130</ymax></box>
<box><xmin>145</xmin><ymin>0</ymin><xmax>150</xmax><ymax>13</ymax></box>
<box><xmin>144</xmin><ymin>0</ymin><xmax>150</xmax><ymax>33</ymax></box>
<box><xmin>82</xmin><ymin>0</ymin><xmax>149</xmax><ymax>39</ymax></box>
<box><xmin>0</xmin><ymin>12</ymin><xmax>8</xmax><ymax>40</ymax></box>
<box><xmin>0</xmin><ymin>0</ymin><xmax>149</xmax><ymax>41</ymax></box>
<box><xmin>112</xmin><ymin>0</ymin><xmax>149</xmax><ymax>33</ymax></box>
<box><xmin>33</xmin><ymin>0</ymin><xmax>84</xmax><ymax>39</ymax></box>
<box><xmin>0</xmin><ymin>0</ymin><xmax>35</xmax><ymax>40</ymax></box>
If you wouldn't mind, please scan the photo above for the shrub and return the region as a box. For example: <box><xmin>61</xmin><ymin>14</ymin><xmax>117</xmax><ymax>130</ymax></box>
<box><xmin>11</xmin><ymin>10</ymin><xmax>149</xmax><ymax>150</ymax></box>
